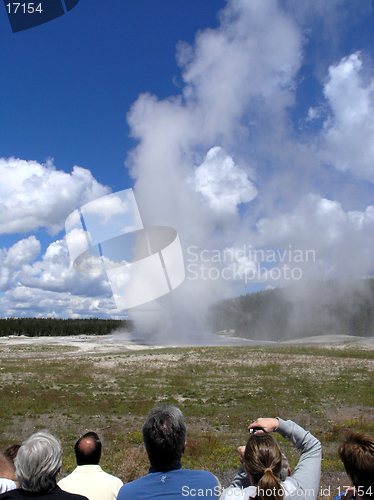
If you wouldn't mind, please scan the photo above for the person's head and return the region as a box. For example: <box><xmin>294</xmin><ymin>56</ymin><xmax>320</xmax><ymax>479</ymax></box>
<box><xmin>74</xmin><ymin>432</ymin><xmax>101</xmax><ymax>465</ymax></box>
<box><xmin>142</xmin><ymin>404</ymin><xmax>187</xmax><ymax>472</ymax></box>
<box><xmin>280</xmin><ymin>453</ymin><xmax>291</xmax><ymax>481</ymax></box>
<box><xmin>244</xmin><ymin>433</ymin><xmax>284</xmax><ymax>500</ymax></box>
<box><xmin>338</xmin><ymin>431</ymin><xmax>374</xmax><ymax>499</ymax></box>
<box><xmin>15</xmin><ymin>431</ymin><xmax>62</xmax><ymax>493</ymax></box>
<box><xmin>4</xmin><ymin>444</ymin><xmax>21</xmax><ymax>465</ymax></box>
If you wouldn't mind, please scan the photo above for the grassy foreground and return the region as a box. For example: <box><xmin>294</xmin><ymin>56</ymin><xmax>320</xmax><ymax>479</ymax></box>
<box><xmin>0</xmin><ymin>343</ymin><xmax>374</xmax><ymax>494</ymax></box>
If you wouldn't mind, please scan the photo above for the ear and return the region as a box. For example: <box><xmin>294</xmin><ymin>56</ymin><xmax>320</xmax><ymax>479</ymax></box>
<box><xmin>182</xmin><ymin>441</ymin><xmax>187</xmax><ymax>454</ymax></box>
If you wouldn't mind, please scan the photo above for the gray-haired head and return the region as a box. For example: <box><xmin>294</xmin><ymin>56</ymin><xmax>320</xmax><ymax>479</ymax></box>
<box><xmin>142</xmin><ymin>404</ymin><xmax>187</xmax><ymax>471</ymax></box>
<box><xmin>15</xmin><ymin>431</ymin><xmax>62</xmax><ymax>493</ymax></box>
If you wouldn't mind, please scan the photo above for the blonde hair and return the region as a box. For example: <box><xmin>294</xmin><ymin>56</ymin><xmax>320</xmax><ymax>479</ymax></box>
<box><xmin>244</xmin><ymin>433</ymin><xmax>284</xmax><ymax>500</ymax></box>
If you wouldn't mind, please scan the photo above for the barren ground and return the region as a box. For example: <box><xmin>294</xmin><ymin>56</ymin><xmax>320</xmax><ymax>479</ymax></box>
<box><xmin>1</xmin><ymin>332</ymin><xmax>373</xmax><ymax>499</ymax></box>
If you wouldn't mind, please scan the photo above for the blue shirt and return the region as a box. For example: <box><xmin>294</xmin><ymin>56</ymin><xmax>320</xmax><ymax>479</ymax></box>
<box><xmin>334</xmin><ymin>493</ymin><xmax>346</xmax><ymax>500</ymax></box>
<box><xmin>117</xmin><ymin>468</ymin><xmax>219</xmax><ymax>500</ymax></box>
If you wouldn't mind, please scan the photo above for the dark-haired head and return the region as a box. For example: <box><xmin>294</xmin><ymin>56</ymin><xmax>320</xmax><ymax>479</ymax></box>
<box><xmin>339</xmin><ymin>431</ymin><xmax>374</xmax><ymax>499</ymax></box>
<box><xmin>142</xmin><ymin>404</ymin><xmax>186</xmax><ymax>472</ymax></box>
<box><xmin>75</xmin><ymin>432</ymin><xmax>101</xmax><ymax>466</ymax></box>
<box><xmin>4</xmin><ymin>444</ymin><xmax>21</xmax><ymax>464</ymax></box>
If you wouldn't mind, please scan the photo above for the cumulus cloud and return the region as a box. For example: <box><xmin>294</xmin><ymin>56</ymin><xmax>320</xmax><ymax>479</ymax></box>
<box><xmin>0</xmin><ymin>235</ymin><xmax>116</xmax><ymax>317</ymax></box>
<box><xmin>17</xmin><ymin>238</ymin><xmax>110</xmax><ymax>296</ymax></box>
<box><xmin>256</xmin><ymin>193</ymin><xmax>374</xmax><ymax>279</ymax></box>
<box><xmin>0</xmin><ymin>237</ymin><xmax>41</xmax><ymax>292</ymax></box>
<box><xmin>0</xmin><ymin>157</ymin><xmax>110</xmax><ymax>235</ymax></box>
<box><xmin>194</xmin><ymin>147</ymin><xmax>257</xmax><ymax>214</ymax></box>
<box><xmin>2</xmin><ymin>0</ymin><xmax>374</xmax><ymax>325</ymax></box>
<box><xmin>0</xmin><ymin>286</ymin><xmax>123</xmax><ymax>319</ymax></box>
<box><xmin>0</xmin><ymin>236</ymin><xmax>41</xmax><ymax>269</ymax></box>
<box><xmin>317</xmin><ymin>52</ymin><xmax>374</xmax><ymax>182</ymax></box>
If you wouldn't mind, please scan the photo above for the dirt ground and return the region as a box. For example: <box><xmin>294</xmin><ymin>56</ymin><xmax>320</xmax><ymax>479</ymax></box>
<box><xmin>2</xmin><ymin>331</ymin><xmax>374</xmax><ymax>355</ymax></box>
<box><xmin>1</xmin><ymin>332</ymin><xmax>373</xmax><ymax>500</ymax></box>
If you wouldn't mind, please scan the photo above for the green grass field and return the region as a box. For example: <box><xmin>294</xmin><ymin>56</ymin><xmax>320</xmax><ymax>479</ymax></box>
<box><xmin>0</xmin><ymin>343</ymin><xmax>373</xmax><ymax>494</ymax></box>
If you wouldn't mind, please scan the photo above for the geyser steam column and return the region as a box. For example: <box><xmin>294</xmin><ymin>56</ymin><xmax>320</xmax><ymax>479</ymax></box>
<box><xmin>65</xmin><ymin>189</ymin><xmax>185</xmax><ymax>310</ymax></box>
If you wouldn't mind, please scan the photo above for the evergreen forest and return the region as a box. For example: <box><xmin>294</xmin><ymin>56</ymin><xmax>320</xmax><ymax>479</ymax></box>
<box><xmin>0</xmin><ymin>317</ymin><xmax>132</xmax><ymax>337</ymax></box>
<box><xmin>209</xmin><ymin>278</ymin><xmax>374</xmax><ymax>341</ymax></box>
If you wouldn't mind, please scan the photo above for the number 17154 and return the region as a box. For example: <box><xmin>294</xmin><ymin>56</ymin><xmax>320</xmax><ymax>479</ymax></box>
<box><xmin>6</xmin><ymin>3</ymin><xmax>43</xmax><ymax>14</ymax></box>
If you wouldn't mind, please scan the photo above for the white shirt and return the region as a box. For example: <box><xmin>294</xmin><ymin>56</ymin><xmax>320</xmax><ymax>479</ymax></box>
<box><xmin>58</xmin><ymin>465</ymin><xmax>123</xmax><ymax>500</ymax></box>
<box><xmin>0</xmin><ymin>479</ymin><xmax>17</xmax><ymax>494</ymax></box>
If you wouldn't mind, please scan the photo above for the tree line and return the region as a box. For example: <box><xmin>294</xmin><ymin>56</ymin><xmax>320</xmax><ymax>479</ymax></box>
<box><xmin>0</xmin><ymin>317</ymin><xmax>133</xmax><ymax>337</ymax></box>
<box><xmin>209</xmin><ymin>278</ymin><xmax>374</xmax><ymax>341</ymax></box>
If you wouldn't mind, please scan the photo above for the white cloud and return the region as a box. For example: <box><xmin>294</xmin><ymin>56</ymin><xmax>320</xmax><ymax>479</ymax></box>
<box><xmin>0</xmin><ymin>157</ymin><xmax>111</xmax><ymax>235</ymax></box>
<box><xmin>194</xmin><ymin>147</ymin><xmax>257</xmax><ymax>214</ymax></box>
<box><xmin>2</xmin><ymin>0</ymin><xmax>374</xmax><ymax>323</ymax></box>
<box><xmin>18</xmin><ymin>237</ymin><xmax>109</xmax><ymax>295</ymax></box>
<box><xmin>319</xmin><ymin>52</ymin><xmax>374</xmax><ymax>182</ymax></box>
<box><xmin>0</xmin><ymin>233</ymin><xmax>128</xmax><ymax>318</ymax></box>
<box><xmin>0</xmin><ymin>236</ymin><xmax>111</xmax><ymax>302</ymax></box>
<box><xmin>0</xmin><ymin>286</ymin><xmax>123</xmax><ymax>319</ymax></box>
<box><xmin>1</xmin><ymin>236</ymin><xmax>41</xmax><ymax>268</ymax></box>
<box><xmin>256</xmin><ymin>194</ymin><xmax>374</xmax><ymax>279</ymax></box>
<box><xmin>0</xmin><ymin>236</ymin><xmax>41</xmax><ymax>292</ymax></box>
<box><xmin>0</xmin><ymin>161</ymin><xmax>133</xmax><ymax>317</ymax></box>
<box><xmin>82</xmin><ymin>193</ymin><xmax>134</xmax><ymax>225</ymax></box>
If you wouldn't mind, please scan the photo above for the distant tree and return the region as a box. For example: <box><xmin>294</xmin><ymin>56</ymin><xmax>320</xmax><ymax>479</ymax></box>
<box><xmin>0</xmin><ymin>317</ymin><xmax>133</xmax><ymax>337</ymax></box>
<box><xmin>209</xmin><ymin>278</ymin><xmax>374</xmax><ymax>341</ymax></box>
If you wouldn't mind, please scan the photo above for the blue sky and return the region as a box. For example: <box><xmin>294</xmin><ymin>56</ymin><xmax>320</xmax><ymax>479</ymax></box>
<box><xmin>1</xmin><ymin>1</ymin><xmax>226</xmax><ymax>191</ymax></box>
<box><xmin>1</xmin><ymin>0</ymin><xmax>374</xmax><ymax>322</ymax></box>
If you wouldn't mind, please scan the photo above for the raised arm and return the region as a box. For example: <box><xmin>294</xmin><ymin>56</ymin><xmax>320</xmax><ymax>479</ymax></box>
<box><xmin>228</xmin><ymin>417</ymin><xmax>321</xmax><ymax>500</ymax></box>
<box><xmin>275</xmin><ymin>419</ymin><xmax>321</xmax><ymax>500</ymax></box>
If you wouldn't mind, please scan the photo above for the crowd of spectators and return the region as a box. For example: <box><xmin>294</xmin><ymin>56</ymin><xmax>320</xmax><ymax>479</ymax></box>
<box><xmin>0</xmin><ymin>404</ymin><xmax>373</xmax><ymax>500</ymax></box>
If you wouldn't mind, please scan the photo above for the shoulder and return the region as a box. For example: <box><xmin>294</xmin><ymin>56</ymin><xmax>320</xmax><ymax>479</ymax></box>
<box><xmin>53</xmin><ymin>486</ymin><xmax>89</xmax><ymax>500</ymax></box>
<box><xmin>117</xmin><ymin>476</ymin><xmax>147</xmax><ymax>491</ymax></box>
<box><xmin>0</xmin><ymin>480</ymin><xmax>17</xmax><ymax>495</ymax></box>
<box><xmin>97</xmin><ymin>470</ymin><xmax>123</xmax><ymax>483</ymax></box>
<box><xmin>175</xmin><ymin>469</ymin><xmax>218</xmax><ymax>483</ymax></box>
<box><xmin>282</xmin><ymin>478</ymin><xmax>299</xmax><ymax>497</ymax></box>
<box><xmin>220</xmin><ymin>486</ymin><xmax>256</xmax><ymax>500</ymax></box>
<box><xmin>117</xmin><ymin>477</ymin><xmax>147</xmax><ymax>500</ymax></box>
<box><xmin>118</xmin><ymin>469</ymin><xmax>218</xmax><ymax>497</ymax></box>
<box><xmin>174</xmin><ymin>469</ymin><xmax>219</xmax><ymax>494</ymax></box>
<box><xmin>59</xmin><ymin>466</ymin><xmax>121</xmax><ymax>484</ymax></box>
<box><xmin>179</xmin><ymin>469</ymin><xmax>216</xmax><ymax>477</ymax></box>
<box><xmin>0</xmin><ymin>487</ymin><xmax>19</xmax><ymax>500</ymax></box>
<box><xmin>58</xmin><ymin>467</ymin><xmax>80</xmax><ymax>485</ymax></box>
<box><xmin>0</xmin><ymin>488</ymin><xmax>88</xmax><ymax>500</ymax></box>
<box><xmin>57</xmin><ymin>475</ymin><xmax>72</xmax><ymax>486</ymax></box>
